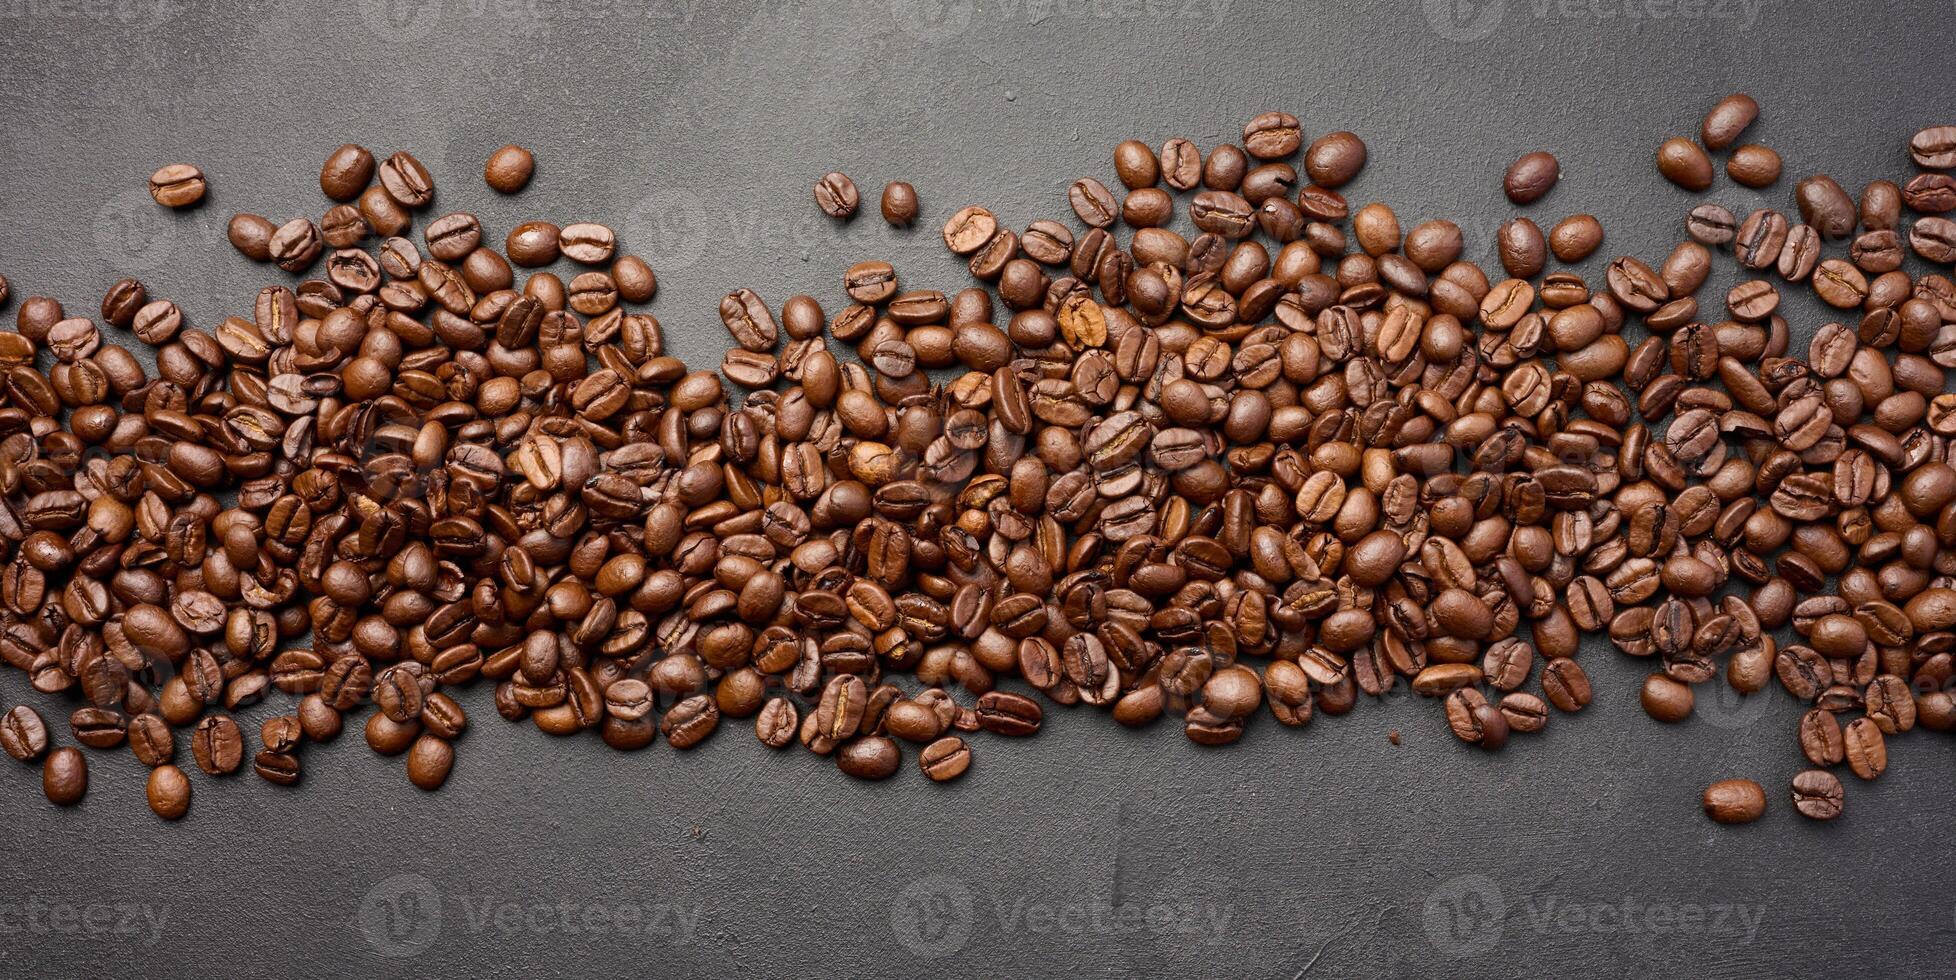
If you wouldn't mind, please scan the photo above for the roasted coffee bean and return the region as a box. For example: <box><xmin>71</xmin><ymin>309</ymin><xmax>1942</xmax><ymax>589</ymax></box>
<box><xmin>815</xmin><ymin>172</ymin><xmax>860</xmax><ymax>219</ymax></box>
<box><xmin>1701</xmin><ymin>778</ymin><xmax>1765</xmax><ymax>824</ymax></box>
<box><xmin>321</xmin><ymin>144</ymin><xmax>376</xmax><ymax>200</ymax></box>
<box><xmin>1541</xmin><ymin>659</ymin><xmax>1593</xmax><ymax>713</ymax></box>
<box><xmin>146</xmin><ymin>764</ymin><xmax>191</xmax><ymax>820</ymax></box>
<box><xmin>42</xmin><ymin>747</ymin><xmax>86</xmax><ymax>806</ymax></box>
<box><xmin>1686</xmin><ymin>203</ymin><xmax>1737</xmax><ymax>246</ymax></box>
<box><xmin>1728</xmin><ymin>144</ymin><xmax>1782</xmax><ymax>188</ymax></box>
<box><xmin>484</xmin><ymin>144</ymin><xmax>535</xmax><ymax>193</ymax></box>
<box><xmin>1700</xmin><ymin>94</ymin><xmax>1759</xmax><ymax>150</ymax></box>
<box><xmin>975</xmin><ymin>691</ymin><xmax>1042</xmax><ymax>736</ymax></box>
<box><xmin>918</xmin><ymin>736</ymin><xmax>971</xmax><ymax>781</ymax></box>
<box><xmin>406</xmin><ymin>735</ymin><xmax>454</xmax><ymax>790</ymax></box>
<box><xmin>1842</xmin><ymin>717</ymin><xmax>1886</xmax><ymax>780</ymax></box>
<box><xmin>191</xmin><ymin>716</ymin><xmax>244</xmax><ymax>776</ymax></box>
<box><xmin>1790</xmin><ymin>769</ymin><xmax>1844</xmax><ymax>820</ymax></box>
<box><xmin>836</xmin><ymin>735</ymin><xmax>900</xmax><ymax>780</ymax></box>
<box><xmin>148</xmin><ymin>163</ymin><xmax>207</xmax><ymax>208</ymax></box>
<box><xmin>7</xmin><ymin>113</ymin><xmax>1956</xmax><ymax>825</ymax></box>
<box><xmin>879</xmin><ymin>181</ymin><xmax>919</xmax><ymax>226</ymax></box>
<box><xmin>1656</xmin><ymin>137</ymin><xmax>1714</xmax><ymax>191</ymax></box>
<box><xmin>1504</xmin><ymin>151</ymin><xmax>1560</xmax><ymax>204</ymax></box>
<box><xmin>1</xmin><ymin>705</ymin><xmax>50</xmax><ymax>762</ymax></box>
<box><xmin>378</xmin><ymin>151</ymin><xmax>434</xmax><ymax>208</ymax></box>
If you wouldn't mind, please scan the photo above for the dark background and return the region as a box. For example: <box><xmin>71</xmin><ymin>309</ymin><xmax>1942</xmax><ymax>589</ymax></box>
<box><xmin>2</xmin><ymin>0</ymin><xmax>1953</xmax><ymax>976</ymax></box>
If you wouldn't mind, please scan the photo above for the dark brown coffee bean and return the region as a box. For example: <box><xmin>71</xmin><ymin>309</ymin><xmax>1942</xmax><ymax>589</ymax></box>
<box><xmin>147</xmin><ymin>764</ymin><xmax>190</xmax><ymax>820</ymax></box>
<box><xmin>148</xmin><ymin>163</ymin><xmax>206</xmax><ymax>208</ymax></box>
<box><xmin>1686</xmin><ymin>203</ymin><xmax>1737</xmax><ymax>246</ymax></box>
<box><xmin>975</xmin><ymin>691</ymin><xmax>1042</xmax><ymax>736</ymax></box>
<box><xmin>815</xmin><ymin>172</ymin><xmax>860</xmax><ymax>219</ymax></box>
<box><xmin>378</xmin><ymin>151</ymin><xmax>434</xmax><ymax>208</ymax></box>
<box><xmin>1791</xmin><ymin>769</ymin><xmax>1844</xmax><ymax>820</ymax></box>
<box><xmin>1</xmin><ymin>705</ymin><xmax>49</xmax><ymax>762</ymax></box>
<box><xmin>42</xmin><ymin>747</ymin><xmax>87</xmax><ymax>806</ymax></box>
<box><xmin>320</xmin><ymin>144</ymin><xmax>376</xmax><ymax>200</ymax></box>
<box><xmin>1656</xmin><ymin>138</ymin><xmax>1713</xmax><ymax>192</ymax></box>
<box><xmin>1541</xmin><ymin>658</ymin><xmax>1593</xmax><ymax>712</ymax></box>
<box><xmin>1504</xmin><ymin>151</ymin><xmax>1560</xmax><ymax>204</ymax></box>
<box><xmin>191</xmin><ymin>715</ymin><xmax>243</xmax><ymax>776</ymax></box>
<box><xmin>1843</xmin><ymin>717</ymin><xmax>1886</xmax><ymax>780</ymax></box>
<box><xmin>1700</xmin><ymin>94</ymin><xmax>1759</xmax><ymax>150</ymax></box>
<box><xmin>406</xmin><ymin>734</ymin><xmax>454</xmax><ymax>790</ymax></box>
<box><xmin>484</xmin><ymin>144</ymin><xmax>535</xmax><ymax>193</ymax></box>
<box><xmin>1727</xmin><ymin>145</ymin><xmax>1782</xmax><ymax>188</ymax></box>
<box><xmin>837</xmin><ymin>735</ymin><xmax>900</xmax><ymax>780</ymax></box>
<box><xmin>1701</xmin><ymin>778</ymin><xmax>1765</xmax><ymax>824</ymax></box>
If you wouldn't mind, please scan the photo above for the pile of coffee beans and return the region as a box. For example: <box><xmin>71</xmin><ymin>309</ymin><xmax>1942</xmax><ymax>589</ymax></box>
<box><xmin>3</xmin><ymin>95</ymin><xmax>1955</xmax><ymax>825</ymax></box>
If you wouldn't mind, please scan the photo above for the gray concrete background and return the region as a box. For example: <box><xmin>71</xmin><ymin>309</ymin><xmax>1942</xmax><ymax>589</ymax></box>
<box><xmin>1</xmin><ymin>0</ymin><xmax>1953</xmax><ymax>977</ymax></box>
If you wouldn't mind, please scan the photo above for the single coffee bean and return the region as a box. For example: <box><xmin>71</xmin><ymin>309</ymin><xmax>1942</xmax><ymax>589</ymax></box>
<box><xmin>228</xmin><ymin>213</ymin><xmax>277</xmax><ymax>261</ymax></box>
<box><xmin>1686</xmin><ymin>203</ymin><xmax>1737</xmax><ymax>246</ymax></box>
<box><xmin>1842</xmin><ymin>717</ymin><xmax>1886</xmax><ymax>780</ymax></box>
<box><xmin>836</xmin><ymin>735</ymin><xmax>900</xmax><ymax>780</ymax></box>
<box><xmin>1548</xmin><ymin>214</ymin><xmax>1603</xmax><ymax>262</ymax></box>
<box><xmin>191</xmin><ymin>715</ymin><xmax>244</xmax><ymax>776</ymax></box>
<box><xmin>1790</xmin><ymin>769</ymin><xmax>1844</xmax><ymax>820</ymax></box>
<box><xmin>253</xmin><ymin>749</ymin><xmax>301</xmax><ymax>786</ymax></box>
<box><xmin>1799</xmin><ymin>708</ymin><xmax>1845</xmax><ymax>766</ymax></box>
<box><xmin>148</xmin><ymin>164</ymin><xmax>206</xmax><ymax>208</ymax></box>
<box><xmin>1701</xmin><ymin>94</ymin><xmax>1759</xmax><ymax>150</ymax></box>
<box><xmin>1</xmin><ymin>705</ymin><xmax>49</xmax><ymax>762</ymax></box>
<box><xmin>1701</xmin><ymin>778</ymin><xmax>1765</xmax><ymax>824</ymax></box>
<box><xmin>1541</xmin><ymin>658</ymin><xmax>1593</xmax><ymax>712</ymax></box>
<box><xmin>815</xmin><ymin>172</ymin><xmax>860</xmax><ymax>219</ymax></box>
<box><xmin>406</xmin><ymin>734</ymin><xmax>454</xmax><ymax>790</ymax></box>
<box><xmin>975</xmin><ymin>691</ymin><xmax>1042</xmax><ymax>736</ymax></box>
<box><xmin>1640</xmin><ymin>674</ymin><xmax>1694</xmax><ymax>722</ymax></box>
<box><xmin>484</xmin><ymin>144</ymin><xmax>535</xmax><ymax>193</ymax></box>
<box><xmin>1796</xmin><ymin>175</ymin><xmax>1857</xmax><ymax>238</ymax></box>
<box><xmin>881</xmin><ymin>181</ymin><xmax>919</xmax><ymax>226</ymax></box>
<box><xmin>42</xmin><ymin>747</ymin><xmax>87</xmax><ymax>806</ymax></box>
<box><xmin>320</xmin><ymin>144</ymin><xmax>376</xmax><ymax>200</ymax></box>
<box><xmin>1504</xmin><ymin>151</ymin><xmax>1560</xmax><ymax>204</ymax></box>
<box><xmin>1656</xmin><ymin>137</ymin><xmax>1714</xmax><ymax>192</ymax></box>
<box><xmin>147</xmin><ymin>764</ymin><xmax>191</xmax><ymax>820</ymax></box>
<box><xmin>918</xmin><ymin>736</ymin><xmax>971</xmax><ymax>781</ymax></box>
<box><xmin>377</xmin><ymin>151</ymin><xmax>434</xmax><ymax>208</ymax></box>
<box><xmin>1726</xmin><ymin>145</ymin><xmax>1782</xmax><ymax>188</ymax></box>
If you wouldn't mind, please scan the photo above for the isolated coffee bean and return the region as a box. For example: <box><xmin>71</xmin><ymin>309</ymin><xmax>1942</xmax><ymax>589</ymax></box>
<box><xmin>320</xmin><ymin>144</ymin><xmax>376</xmax><ymax>200</ymax></box>
<box><xmin>1700</xmin><ymin>94</ymin><xmax>1759</xmax><ymax>150</ymax></box>
<box><xmin>406</xmin><ymin>735</ymin><xmax>454</xmax><ymax>790</ymax></box>
<box><xmin>1656</xmin><ymin>138</ymin><xmax>1714</xmax><ymax>191</ymax></box>
<box><xmin>1791</xmin><ymin>770</ymin><xmax>1844</xmax><ymax>821</ymax></box>
<box><xmin>1702</xmin><ymin>778</ymin><xmax>1765</xmax><ymax>824</ymax></box>
<box><xmin>1</xmin><ymin>706</ymin><xmax>49</xmax><ymax>762</ymax></box>
<box><xmin>484</xmin><ymin>144</ymin><xmax>535</xmax><ymax>193</ymax></box>
<box><xmin>42</xmin><ymin>747</ymin><xmax>87</xmax><ymax>806</ymax></box>
<box><xmin>148</xmin><ymin>164</ymin><xmax>206</xmax><ymax>208</ymax></box>
<box><xmin>147</xmin><ymin>764</ymin><xmax>191</xmax><ymax>820</ymax></box>
<box><xmin>815</xmin><ymin>172</ymin><xmax>859</xmax><ymax>219</ymax></box>
<box><xmin>1504</xmin><ymin>151</ymin><xmax>1560</xmax><ymax>204</ymax></box>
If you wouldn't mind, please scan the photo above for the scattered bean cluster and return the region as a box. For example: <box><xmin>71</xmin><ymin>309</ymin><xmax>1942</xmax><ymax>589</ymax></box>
<box><xmin>4</xmin><ymin>99</ymin><xmax>1956</xmax><ymax>825</ymax></box>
